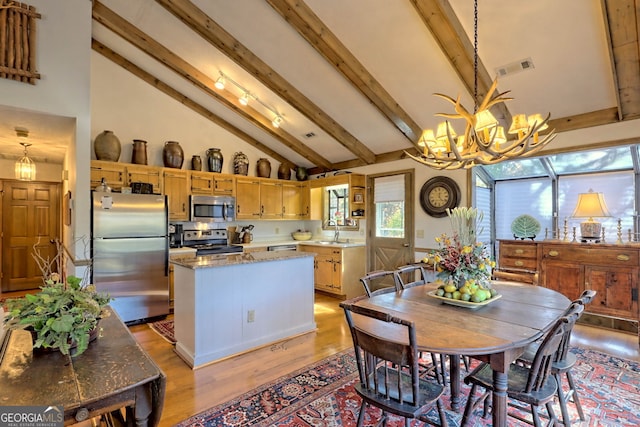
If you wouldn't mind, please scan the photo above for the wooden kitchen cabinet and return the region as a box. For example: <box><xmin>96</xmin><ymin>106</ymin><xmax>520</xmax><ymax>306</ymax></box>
<box><xmin>260</xmin><ymin>180</ymin><xmax>284</xmax><ymax>219</ymax></box>
<box><xmin>163</xmin><ymin>169</ymin><xmax>189</xmax><ymax>221</ymax></box>
<box><xmin>236</xmin><ymin>177</ymin><xmax>310</xmax><ymax>220</ymax></box>
<box><xmin>126</xmin><ymin>164</ymin><xmax>163</xmax><ymax>194</ymax></box>
<box><xmin>235</xmin><ymin>177</ymin><xmax>262</xmax><ymax>219</ymax></box>
<box><xmin>190</xmin><ymin>171</ymin><xmax>235</xmax><ymax>196</ymax></box>
<box><xmin>190</xmin><ymin>171</ymin><xmax>214</xmax><ymax>194</ymax></box>
<box><xmin>299</xmin><ymin>244</ymin><xmax>366</xmax><ymax>299</ymax></box>
<box><xmin>283</xmin><ymin>181</ymin><xmax>309</xmax><ymax>219</ymax></box>
<box><xmin>213</xmin><ymin>175</ymin><xmax>234</xmax><ymax>195</ymax></box>
<box><xmin>90</xmin><ymin>160</ymin><xmax>126</xmax><ymax>190</ymax></box>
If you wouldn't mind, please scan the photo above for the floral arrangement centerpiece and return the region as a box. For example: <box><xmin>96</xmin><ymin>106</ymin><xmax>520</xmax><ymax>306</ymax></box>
<box><xmin>2</xmin><ymin>239</ymin><xmax>111</xmax><ymax>356</ymax></box>
<box><xmin>423</xmin><ymin>207</ymin><xmax>496</xmax><ymax>303</ymax></box>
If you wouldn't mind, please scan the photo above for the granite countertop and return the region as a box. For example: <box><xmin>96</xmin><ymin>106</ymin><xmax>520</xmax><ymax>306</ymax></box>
<box><xmin>170</xmin><ymin>250</ymin><xmax>314</xmax><ymax>269</ymax></box>
<box><xmin>240</xmin><ymin>239</ymin><xmax>366</xmax><ymax>249</ymax></box>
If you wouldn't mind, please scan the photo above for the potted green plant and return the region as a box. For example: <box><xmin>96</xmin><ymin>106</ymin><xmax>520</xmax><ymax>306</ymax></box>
<box><xmin>2</xmin><ymin>240</ymin><xmax>111</xmax><ymax>356</ymax></box>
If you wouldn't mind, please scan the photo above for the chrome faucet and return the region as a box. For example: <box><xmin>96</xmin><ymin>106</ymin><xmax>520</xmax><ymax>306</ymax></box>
<box><xmin>325</xmin><ymin>219</ymin><xmax>340</xmax><ymax>242</ymax></box>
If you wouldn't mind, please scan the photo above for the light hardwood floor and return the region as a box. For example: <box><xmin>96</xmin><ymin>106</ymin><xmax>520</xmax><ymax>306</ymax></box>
<box><xmin>126</xmin><ymin>292</ymin><xmax>640</xmax><ymax>426</ymax></box>
<box><xmin>2</xmin><ymin>290</ymin><xmax>638</xmax><ymax>426</ymax></box>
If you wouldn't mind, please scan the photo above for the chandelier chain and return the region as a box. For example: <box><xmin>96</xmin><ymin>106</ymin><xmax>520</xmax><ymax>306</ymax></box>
<box><xmin>473</xmin><ymin>0</ymin><xmax>478</xmax><ymax>113</ymax></box>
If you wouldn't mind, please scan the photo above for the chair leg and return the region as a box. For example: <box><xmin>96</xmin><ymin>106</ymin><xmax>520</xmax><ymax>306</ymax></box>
<box><xmin>531</xmin><ymin>404</ymin><xmax>543</xmax><ymax>427</ymax></box>
<box><xmin>565</xmin><ymin>371</ymin><xmax>586</xmax><ymax>422</ymax></box>
<box><xmin>554</xmin><ymin>372</ymin><xmax>572</xmax><ymax>427</ymax></box>
<box><xmin>462</xmin><ymin>384</ymin><xmax>489</xmax><ymax>426</ymax></box>
<box><xmin>356</xmin><ymin>401</ymin><xmax>366</xmax><ymax>427</ymax></box>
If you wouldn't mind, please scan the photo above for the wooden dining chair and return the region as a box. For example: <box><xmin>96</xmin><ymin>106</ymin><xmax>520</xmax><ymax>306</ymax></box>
<box><xmin>340</xmin><ymin>298</ymin><xmax>448</xmax><ymax>427</ymax></box>
<box><xmin>516</xmin><ymin>289</ymin><xmax>596</xmax><ymax>426</ymax></box>
<box><xmin>394</xmin><ymin>264</ymin><xmax>430</xmax><ymax>289</ymax></box>
<box><xmin>394</xmin><ymin>264</ymin><xmax>460</xmax><ymax>384</ymax></box>
<box><xmin>461</xmin><ymin>303</ymin><xmax>584</xmax><ymax>427</ymax></box>
<box><xmin>359</xmin><ymin>270</ymin><xmax>401</xmax><ymax>297</ymax></box>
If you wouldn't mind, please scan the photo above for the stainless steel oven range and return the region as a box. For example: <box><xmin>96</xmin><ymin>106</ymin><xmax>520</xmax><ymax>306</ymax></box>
<box><xmin>182</xmin><ymin>227</ymin><xmax>244</xmax><ymax>255</ymax></box>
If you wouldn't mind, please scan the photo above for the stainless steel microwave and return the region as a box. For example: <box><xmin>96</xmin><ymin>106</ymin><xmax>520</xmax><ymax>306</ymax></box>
<box><xmin>190</xmin><ymin>195</ymin><xmax>236</xmax><ymax>223</ymax></box>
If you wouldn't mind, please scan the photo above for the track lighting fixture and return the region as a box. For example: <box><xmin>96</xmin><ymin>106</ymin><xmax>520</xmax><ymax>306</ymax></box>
<box><xmin>214</xmin><ymin>75</ymin><xmax>225</xmax><ymax>90</ymax></box>
<box><xmin>214</xmin><ymin>70</ymin><xmax>284</xmax><ymax>128</ymax></box>
<box><xmin>272</xmin><ymin>115</ymin><xmax>283</xmax><ymax>128</ymax></box>
<box><xmin>239</xmin><ymin>92</ymin><xmax>250</xmax><ymax>106</ymax></box>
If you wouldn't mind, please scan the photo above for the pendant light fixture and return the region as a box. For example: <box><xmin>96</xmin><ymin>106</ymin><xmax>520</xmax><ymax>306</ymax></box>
<box><xmin>405</xmin><ymin>0</ymin><xmax>556</xmax><ymax>170</ymax></box>
<box><xmin>15</xmin><ymin>128</ymin><xmax>36</xmax><ymax>181</ymax></box>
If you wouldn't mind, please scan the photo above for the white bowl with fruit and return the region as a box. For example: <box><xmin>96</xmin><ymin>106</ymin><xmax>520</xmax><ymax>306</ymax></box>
<box><xmin>429</xmin><ymin>280</ymin><xmax>500</xmax><ymax>309</ymax></box>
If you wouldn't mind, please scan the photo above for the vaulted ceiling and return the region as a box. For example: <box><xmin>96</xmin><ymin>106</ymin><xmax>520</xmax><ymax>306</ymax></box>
<box><xmin>3</xmin><ymin>0</ymin><xmax>640</xmax><ymax>171</ymax></box>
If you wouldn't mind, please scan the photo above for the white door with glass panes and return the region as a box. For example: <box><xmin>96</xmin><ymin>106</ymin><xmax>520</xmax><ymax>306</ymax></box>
<box><xmin>367</xmin><ymin>171</ymin><xmax>413</xmax><ymax>274</ymax></box>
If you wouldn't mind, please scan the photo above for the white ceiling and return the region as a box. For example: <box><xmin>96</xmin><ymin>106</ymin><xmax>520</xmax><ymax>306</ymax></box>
<box><xmin>0</xmin><ymin>0</ymin><xmax>627</xmax><ymax>168</ymax></box>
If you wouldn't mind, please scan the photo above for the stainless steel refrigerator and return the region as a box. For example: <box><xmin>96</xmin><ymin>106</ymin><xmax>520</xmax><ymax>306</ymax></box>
<box><xmin>91</xmin><ymin>191</ymin><xmax>170</xmax><ymax>324</ymax></box>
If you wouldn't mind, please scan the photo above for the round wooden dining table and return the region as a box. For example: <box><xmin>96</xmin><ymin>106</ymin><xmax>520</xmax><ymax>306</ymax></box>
<box><xmin>351</xmin><ymin>280</ymin><xmax>570</xmax><ymax>427</ymax></box>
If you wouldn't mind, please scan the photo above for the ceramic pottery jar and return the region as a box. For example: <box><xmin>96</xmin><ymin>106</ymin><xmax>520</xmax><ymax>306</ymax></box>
<box><xmin>233</xmin><ymin>152</ymin><xmax>249</xmax><ymax>175</ymax></box>
<box><xmin>191</xmin><ymin>155</ymin><xmax>202</xmax><ymax>171</ymax></box>
<box><xmin>296</xmin><ymin>166</ymin><xmax>308</xmax><ymax>181</ymax></box>
<box><xmin>278</xmin><ymin>162</ymin><xmax>292</xmax><ymax>180</ymax></box>
<box><xmin>131</xmin><ymin>139</ymin><xmax>148</xmax><ymax>165</ymax></box>
<box><xmin>256</xmin><ymin>158</ymin><xmax>271</xmax><ymax>178</ymax></box>
<box><xmin>94</xmin><ymin>130</ymin><xmax>121</xmax><ymax>162</ymax></box>
<box><xmin>207</xmin><ymin>148</ymin><xmax>223</xmax><ymax>173</ymax></box>
<box><xmin>163</xmin><ymin>141</ymin><xmax>184</xmax><ymax>169</ymax></box>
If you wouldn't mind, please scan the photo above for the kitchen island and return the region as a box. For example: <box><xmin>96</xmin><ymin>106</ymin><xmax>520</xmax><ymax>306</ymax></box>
<box><xmin>170</xmin><ymin>251</ymin><xmax>316</xmax><ymax>368</ymax></box>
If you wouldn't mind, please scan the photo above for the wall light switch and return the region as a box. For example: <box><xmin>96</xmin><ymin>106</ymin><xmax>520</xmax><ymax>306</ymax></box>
<box><xmin>247</xmin><ymin>310</ymin><xmax>255</xmax><ymax>323</ymax></box>
<box><xmin>275</xmin><ymin>227</ymin><xmax>279</xmax><ymax>234</ymax></box>
<box><xmin>417</xmin><ymin>229</ymin><xmax>425</xmax><ymax>239</ymax></box>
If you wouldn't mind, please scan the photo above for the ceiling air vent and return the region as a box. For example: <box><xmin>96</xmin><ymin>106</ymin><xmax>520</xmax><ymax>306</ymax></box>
<box><xmin>495</xmin><ymin>57</ymin><xmax>535</xmax><ymax>77</ymax></box>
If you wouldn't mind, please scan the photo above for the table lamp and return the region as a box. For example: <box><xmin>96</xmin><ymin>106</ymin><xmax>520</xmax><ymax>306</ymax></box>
<box><xmin>571</xmin><ymin>189</ymin><xmax>611</xmax><ymax>242</ymax></box>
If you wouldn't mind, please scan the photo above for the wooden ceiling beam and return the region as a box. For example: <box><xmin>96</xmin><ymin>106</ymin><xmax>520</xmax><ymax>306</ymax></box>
<box><xmin>410</xmin><ymin>0</ymin><xmax>513</xmax><ymax>128</ymax></box>
<box><xmin>92</xmin><ymin>0</ymin><xmax>332</xmax><ymax>170</ymax></box>
<box><xmin>91</xmin><ymin>39</ymin><xmax>293</xmax><ymax>167</ymax></box>
<box><xmin>264</xmin><ymin>0</ymin><xmax>423</xmax><ymax>147</ymax></box>
<box><xmin>155</xmin><ymin>0</ymin><xmax>376</xmax><ymax>164</ymax></box>
<box><xmin>602</xmin><ymin>0</ymin><xmax>640</xmax><ymax>120</ymax></box>
<box><xmin>310</xmin><ymin>106</ymin><xmax>626</xmax><ymax>175</ymax></box>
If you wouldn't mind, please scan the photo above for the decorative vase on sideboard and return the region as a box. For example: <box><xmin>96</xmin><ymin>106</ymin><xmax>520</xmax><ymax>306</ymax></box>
<box><xmin>257</xmin><ymin>158</ymin><xmax>271</xmax><ymax>178</ymax></box>
<box><xmin>207</xmin><ymin>148</ymin><xmax>223</xmax><ymax>173</ymax></box>
<box><xmin>94</xmin><ymin>130</ymin><xmax>121</xmax><ymax>162</ymax></box>
<box><xmin>131</xmin><ymin>139</ymin><xmax>148</xmax><ymax>165</ymax></box>
<box><xmin>233</xmin><ymin>152</ymin><xmax>249</xmax><ymax>175</ymax></box>
<box><xmin>163</xmin><ymin>141</ymin><xmax>184</xmax><ymax>169</ymax></box>
<box><xmin>191</xmin><ymin>155</ymin><xmax>202</xmax><ymax>171</ymax></box>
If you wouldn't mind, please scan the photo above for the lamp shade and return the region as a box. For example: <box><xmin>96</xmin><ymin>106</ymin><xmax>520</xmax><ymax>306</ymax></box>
<box><xmin>571</xmin><ymin>191</ymin><xmax>611</xmax><ymax>219</ymax></box>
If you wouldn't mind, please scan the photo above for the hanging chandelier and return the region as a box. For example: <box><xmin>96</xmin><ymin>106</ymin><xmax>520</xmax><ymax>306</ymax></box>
<box><xmin>15</xmin><ymin>128</ymin><xmax>36</xmax><ymax>181</ymax></box>
<box><xmin>406</xmin><ymin>1</ymin><xmax>555</xmax><ymax>170</ymax></box>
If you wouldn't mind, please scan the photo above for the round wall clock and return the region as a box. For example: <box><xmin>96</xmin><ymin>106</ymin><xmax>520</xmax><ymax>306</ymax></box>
<box><xmin>419</xmin><ymin>176</ymin><xmax>461</xmax><ymax>217</ymax></box>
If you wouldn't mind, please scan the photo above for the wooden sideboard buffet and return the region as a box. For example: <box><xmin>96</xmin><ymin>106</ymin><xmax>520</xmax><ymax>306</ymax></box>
<box><xmin>497</xmin><ymin>239</ymin><xmax>639</xmax><ymax>343</ymax></box>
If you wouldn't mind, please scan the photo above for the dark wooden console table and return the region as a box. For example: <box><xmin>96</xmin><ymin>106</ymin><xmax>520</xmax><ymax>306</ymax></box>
<box><xmin>0</xmin><ymin>307</ymin><xmax>166</xmax><ymax>426</ymax></box>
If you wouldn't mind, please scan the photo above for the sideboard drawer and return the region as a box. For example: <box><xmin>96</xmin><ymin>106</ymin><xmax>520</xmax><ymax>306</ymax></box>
<box><xmin>542</xmin><ymin>245</ymin><xmax>640</xmax><ymax>266</ymax></box>
<box><xmin>500</xmin><ymin>243</ymin><xmax>538</xmax><ymax>259</ymax></box>
<box><xmin>500</xmin><ymin>257</ymin><xmax>538</xmax><ymax>270</ymax></box>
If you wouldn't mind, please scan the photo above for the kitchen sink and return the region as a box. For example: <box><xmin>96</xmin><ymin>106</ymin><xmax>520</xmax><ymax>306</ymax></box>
<box><xmin>303</xmin><ymin>239</ymin><xmax>365</xmax><ymax>247</ymax></box>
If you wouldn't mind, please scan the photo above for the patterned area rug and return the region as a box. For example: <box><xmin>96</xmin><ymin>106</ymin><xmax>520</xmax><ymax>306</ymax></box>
<box><xmin>148</xmin><ymin>318</ymin><xmax>175</xmax><ymax>344</ymax></box>
<box><xmin>175</xmin><ymin>347</ymin><xmax>640</xmax><ymax>427</ymax></box>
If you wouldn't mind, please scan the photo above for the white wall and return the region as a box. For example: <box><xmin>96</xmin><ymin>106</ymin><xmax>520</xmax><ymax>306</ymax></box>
<box><xmin>90</xmin><ymin>53</ymin><xmax>279</xmax><ymax>177</ymax></box>
<box><xmin>0</xmin><ymin>0</ymin><xmax>92</xmax><ymax>268</ymax></box>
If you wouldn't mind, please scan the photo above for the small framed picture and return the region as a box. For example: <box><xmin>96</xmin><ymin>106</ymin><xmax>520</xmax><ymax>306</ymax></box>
<box><xmin>354</xmin><ymin>193</ymin><xmax>364</xmax><ymax>203</ymax></box>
